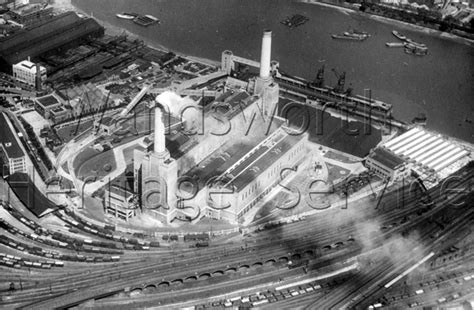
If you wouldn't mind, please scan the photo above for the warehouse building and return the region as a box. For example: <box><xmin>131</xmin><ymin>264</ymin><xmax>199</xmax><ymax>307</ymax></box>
<box><xmin>0</xmin><ymin>112</ymin><xmax>26</xmax><ymax>175</ymax></box>
<box><xmin>7</xmin><ymin>3</ymin><xmax>54</xmax><ymax>27</ymax></box>
<box><xmin>0</xmin><ymin>12</ymin><xmax>104</xmax><ymax>73</ymax></box>
<box><xmin>382</xmin><ymin>127</ymin><xmax>470</xmax><ymax>176</ymax></box>
<box><xmin>365</xmin><ymin>147</ymin><xmax>406</xmax><ymax>180</ymax></box>
<box><xmin>12</xmin><ymin>59</ymin><xmax>46</xmax><ymax>88</ymax></box>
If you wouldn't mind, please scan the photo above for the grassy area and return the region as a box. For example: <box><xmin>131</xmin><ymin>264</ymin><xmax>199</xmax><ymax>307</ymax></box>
<box><xmin>326</xmin><ymin>163</ymin><xmax>350</xmax><ymax>183</ymax></box>
<box><xmin>324</xmin><ymin>150</ymin><xmax>359</xmax><ymax>164</ymax></box>
<box><xmin>73</xmin><ymin>146</ymin><xmax>117</xmax><ymax>180</ymax></box>
<box><xmin>56</xmin><ymin>120</ymin><xmax>94</xmax><ymax>143</ymax></box>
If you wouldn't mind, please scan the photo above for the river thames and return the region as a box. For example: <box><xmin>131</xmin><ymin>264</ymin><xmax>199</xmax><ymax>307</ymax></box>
<box><xmin>73</xmin><ymin>0</ymin><xmax>473</xmax><ymax>143</ymax></box>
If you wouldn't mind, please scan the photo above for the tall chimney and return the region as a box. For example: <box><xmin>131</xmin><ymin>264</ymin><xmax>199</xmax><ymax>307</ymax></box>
<box><xmin>154</xmin><ymin>107</ymin><xmax>165</xmax><ymax>154</ymax></box>
<box><xmin>259</xmin><ymin>30</ymin><xmax>272</xmax><ymax>79</ymax></box>
<box><xmin>35</xmin><ymin>63</ymin><xmax>42</xmax><ymax>91</ymax></box>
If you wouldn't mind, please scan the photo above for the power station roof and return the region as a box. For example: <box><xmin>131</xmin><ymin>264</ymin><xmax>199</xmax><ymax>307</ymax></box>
<box><xmin>184</xmin><ymin>141</ymin><xmax>256</xmax><ymax>190</ymax></box>
<box><xmin>224</xmin><ymin>128</ymin><xmax>306</xmax><ymax>192</ymax></box>
<box><xmin>0</xmin><ymin>113</ymin><xmax>24</xmax><ymax>159</ymax></box>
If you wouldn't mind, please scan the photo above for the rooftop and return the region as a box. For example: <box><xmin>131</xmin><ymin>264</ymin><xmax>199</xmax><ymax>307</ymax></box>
<box><xmin>10</xmin><ymin>3</ymin><xmax>50</xmax><ymax>15</ymax></box>
<box><xmin>17</xmin><ymin>59</ymin><xmax>34</xmax><ymax>69</ymax></box>
<box><xmin>0</xmin><ymin>12</ymin><xmax>103</xmax><ymax>66</ymax></box>
<box><xmin>7</xmin><ymin>172</ymin><xmax>58</xmax><ymax>217</ymax></box>
<box><xmin>222</xmin><ymin>128</ymin><xmax>306</xmax><ymax>192</ymax></box>
<box><xmin>184</xmin><ymin>141</ymin><xmax>257</xmax><ymax>190</ymax></box>
<box><xmin>36</xmin><ymin>94</ymin><xmax>60</xmax><ymax>107</ymax></box>
<box><xmin>0</xmin><ymin>112</ymin><xmax>24</xmax><ymax>159</ymax></box>
<box><xmin>108</xmin><ymin>184</ymin><xmax>134</xmax><ymax>200</ymax></box>
<box><xmin>369</xmin><ymin>148</ymin><xmax>405</xmax><ymax>170</ymax></box>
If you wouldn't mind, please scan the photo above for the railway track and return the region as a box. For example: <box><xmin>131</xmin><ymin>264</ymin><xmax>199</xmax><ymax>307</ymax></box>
<box><xmin>1</xmin><ymin>164</ymin><xmax>471</xmax><ymax>308</ymax></box>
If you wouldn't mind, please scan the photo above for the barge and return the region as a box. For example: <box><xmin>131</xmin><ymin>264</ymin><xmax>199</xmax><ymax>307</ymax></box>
<box><xmin>281</xmin><ymin>14</ymin><xmax>309</xmax><ymax>28</ymax></box>
<box><xmin>133</xmin><ymin>14</ymin><xmax>160</xmax><ymax>27</ymax></box>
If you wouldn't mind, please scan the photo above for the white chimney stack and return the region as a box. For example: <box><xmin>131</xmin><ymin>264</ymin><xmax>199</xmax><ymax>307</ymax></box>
<box><xmin>154</xmin><ymin>107</ymin><xmax>165</xmax><ymax>154</ymax></box>
<box><xmin>259</xmin><ymin>30</ymin><xmax>272</xmax><ymax>79</ymax></box>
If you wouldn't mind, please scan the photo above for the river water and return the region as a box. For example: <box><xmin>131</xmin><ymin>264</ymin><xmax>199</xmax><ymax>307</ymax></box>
<box><xmin>73</xmin><ymin>0</ymin><xmax>473</xmax><ymax>143</ymax></box>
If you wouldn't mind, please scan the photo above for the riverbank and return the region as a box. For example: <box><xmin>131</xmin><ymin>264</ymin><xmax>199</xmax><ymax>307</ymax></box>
<box><xmin>298</xmin><ymin>0</ymin><xmax>474</xmax><ymax>46</ymax></box>
<box><xmin>51</xmin><ymin>0</ymin><xmax>220</xmax><ymax>67</ymax></box>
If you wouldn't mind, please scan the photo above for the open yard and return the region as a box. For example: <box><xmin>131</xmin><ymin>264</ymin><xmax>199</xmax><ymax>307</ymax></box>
<box><xmin>73</xmin><ymin>146</ymin><xmax>117</xmax><ymax>180</ymax></box>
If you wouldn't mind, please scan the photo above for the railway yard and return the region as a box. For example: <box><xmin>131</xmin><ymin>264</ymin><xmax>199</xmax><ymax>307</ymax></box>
<box><xmin>0</xmin><ymin>162</ymin><xmax>472</xmax><ymax>309</ymax></box>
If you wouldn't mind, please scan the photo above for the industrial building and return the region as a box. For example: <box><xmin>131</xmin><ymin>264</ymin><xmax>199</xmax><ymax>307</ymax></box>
<box><xmin>0</xmin><ymin>12</ymin><xmax>104</xmax><ymax>73</ymax></box>
<box><xmin>366</xmin><ymin>127</ymin><xmax>471</xmax><ymax>184</ymax></box>
<box><xmin>133</xmin><ymin>108</ymin><xmax>179</xmax><ymax>223</ymax></box>
<box><xmin>34</xmin><ymin>93</ymin><xmax>63</xmax><ymax>118</ymax></box>
<box><xmin>0</xmin><ymin>112</ymin><xmax>27</xmax><ymax>175</ymax></box>
<box><xmin>104</xmin><ymin>184</ymin><xmax>137</xmax><ymax>221</ymax></box>
<box><xmin>7</xmin><ymin>2</ymin><xmax>54</xmax><ymax>27</ymax></box>
<box><xmin>207</xmin><ymin>127</ymin><xmax>308</xmax><ymax>222</ymax></box>
<box><xmin>365</xmin><ymin>147</ymin><xmax>406</xmax><ymax>180</ymax></box>
<box><xmin>12</xmin><ymin>59</ymin><xmax>46</xmax><ymax>89</ymax></box>
<box><xmin>130</xmin><ymin>30</ymin><xmax>289</xmax><ymax>224</ymax></box>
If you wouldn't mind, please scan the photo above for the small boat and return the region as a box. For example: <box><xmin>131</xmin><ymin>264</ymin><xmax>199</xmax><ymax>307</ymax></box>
<box><xmin>386</xmin><ymin>42</ymin><xmax>404</xmax><ymax>47</ymax></box>
<box><xmin>404</xmin><ymin>43</ymin><xmax>428</xmax><ymax>56</ymax></box>
<box><xmin>392</xmin><ymin>30</ymin><xmax>406</xmax><ymax>41</ymax></box>
<box><xmin>332</xmin><ymin>30</ymin><xmax>369</xmax><ymax>41</ymax></box>
<box><xmin>405</xmin><ymin>38</ymin><xmax>426</xmax><ymax>48</ymax></box>
<box><xmin>116</xmin><ymin>13</ymin><xmax>136</xmax><ymax>20</ymax></box>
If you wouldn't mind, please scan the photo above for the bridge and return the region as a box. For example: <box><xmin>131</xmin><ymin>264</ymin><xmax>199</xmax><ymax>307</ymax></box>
<box><xmin>119</xmin><ymin>85</ymin><xmax>150</xmax><ymax>117</ymax></box>
<box><xmin>168</xmin><ymin>71</ymin><xmax>227</xmax><ymax>92</ymax></box>
<box><xmin>231</xmin><ymin>55</ymin><xmax>260</xmax><ymax>68</ymax></box>
<box><xmin>177</xmin><ymin>89</ymin><xmax>219</xmax><ymax>97</ymax></box>
<box><xmin>0</xmin><ymin>87</ymin><xmax>36</xmax><ymax>98</ymax></box>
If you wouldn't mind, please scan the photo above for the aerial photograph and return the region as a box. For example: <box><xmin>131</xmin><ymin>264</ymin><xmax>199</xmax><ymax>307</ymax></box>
<box><xmin>0</xmin><ymin>0</ymin><xmax>473</xmax><ymax>309</ymax></box>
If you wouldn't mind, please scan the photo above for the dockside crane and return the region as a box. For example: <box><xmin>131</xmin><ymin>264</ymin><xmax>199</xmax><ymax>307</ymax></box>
<box><xmin>311</xmin><ymin>65</ymin><xmax>325</xmax><ymax>88</ymax></box>
<box><xmin>331</xmin><ymin>68</ymin><xmax>346</xmax><ymax>94</ymax></box>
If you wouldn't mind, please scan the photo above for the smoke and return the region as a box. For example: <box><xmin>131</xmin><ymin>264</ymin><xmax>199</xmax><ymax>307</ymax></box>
<box><xmin>354</xmin><ymin>218</ymin><xmax>427</xmax><ymax>275</ymax></box>
<box><xmin>156</xmin><ymin>91</ymin><xmax>200</xmax><ymax>131</ymax></box>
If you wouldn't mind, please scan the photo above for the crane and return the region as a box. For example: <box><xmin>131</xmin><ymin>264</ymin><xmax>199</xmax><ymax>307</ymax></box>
<box><xmin>311</xmin><ymin>65</ymin><xmax>325</xmax><ymax>88</ymax></box>
<box><xmin>331</xmin><ymin>68</ymin><xmax>346</xmax><ymax>94</ymax></box>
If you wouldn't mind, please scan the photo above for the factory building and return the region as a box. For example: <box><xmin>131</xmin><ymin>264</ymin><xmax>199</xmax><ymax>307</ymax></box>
<box><xmin>34</xmin><ymin>93</ymin><xmax>63</xmax><ymax>118</ymax></box>
<box><xmin>365</xmin><ymin>127</ymin><xmax>472</xmax><ymax>186</ymax></box>
<box><xmin>133</xmin><ymin>107</ymin><xmax>178</xmax><ymax>223</ymax></box>
<box><xmin>7</xmin><ymin>3</ymin><xmax>54</xmax><ymax>27</ymax></box>
<box><xmin>382</xmin><ymin>127</ymin><xmax>470</xmax><ymax>178</ymax></box>
<box><xmin>0</xmin><ymin>12</ymin><xmax>104</xmax><ymax>73</ymax></box>
<box><xmin>206</xmin><ymin>127</ymin><xmax>308</xmax><ymax>223</ymax></box>
<box><xmin>12</xmin><ymin>59</ymin><xmax>46</xmax><ymax>89</ymax></box>
<box><xmin>128</xmin><ymin>29</ymin><xmax>313</xmax><ymax>224</ymax></box>
<box><xmin>104</xmin><ymin>184</ymin><xmax>137</xmax><ymax>221</ymax></box>
<box><xmin>0</xmin><ymin>112</ymin><xmax>27</xmax><ymax>175</ymax></box>
<box><xmin>365</xmin><ymin>147</ymin><xmax>407</xmax><ymax>180</ymax></box>
<box><xmin>221</xmin><ymin>30</ymin><xmax>279</xmax><ymax>119</ymax></box>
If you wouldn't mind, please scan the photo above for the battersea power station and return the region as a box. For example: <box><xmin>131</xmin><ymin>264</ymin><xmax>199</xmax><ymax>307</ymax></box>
<box><xmin>132</xmin><ymin>30</ymin><xmax>309</xmax><ymax>224</ymax></box>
